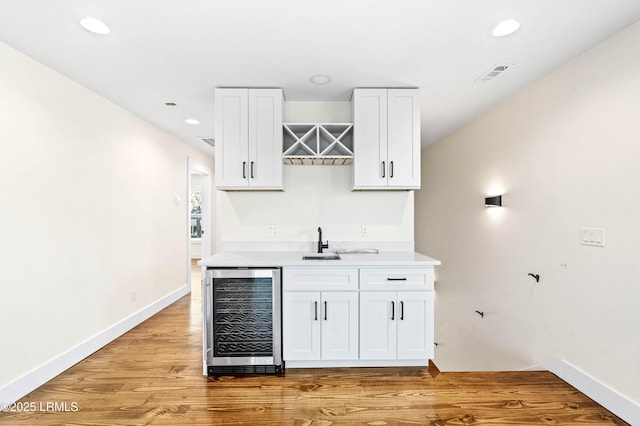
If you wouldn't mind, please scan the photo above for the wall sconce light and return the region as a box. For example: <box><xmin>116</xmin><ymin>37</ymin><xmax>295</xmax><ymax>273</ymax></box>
<box><xmin>484</xmin><ymin>195</ymin><xmax>502</xmax><ymax>207</ymax></box>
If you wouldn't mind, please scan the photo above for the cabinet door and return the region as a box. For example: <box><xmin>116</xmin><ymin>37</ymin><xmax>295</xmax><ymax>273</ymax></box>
<box><xmin>359</xmin><ymin>291</ymin><xmax>397</xmax><ymax>360</ymax></box>
<box><xmin>283</xmin><ymin>292</ymin><xmax>321</xmax><ymax>360</ymax></box>
<box><xmin>387</xmin><ymin>89</ymin><xmax>420</xmax><ymax>189</ymax></box>
<box><xmin>215</xmin><ymin>88</ymin><xmax>249</xmax><ymax>189</ymax></box>
<box><xmin>352</xmin><ymin>88</ymin><xmax>388</xmax><ymax>189</ymax></box>
<box><xmin>321</xmin><ymin>292</ymin><xmax>359</xmax><ymax>360</ymax></box>
<box><xmin>248</xmin><ymin>89</ymin><xmax>283</xmax><ymax>189</ymax></box>
<box><xmin>397</xmin><ymin>291</ymin><xmax>433</xmax><ymax>360</ymax></box>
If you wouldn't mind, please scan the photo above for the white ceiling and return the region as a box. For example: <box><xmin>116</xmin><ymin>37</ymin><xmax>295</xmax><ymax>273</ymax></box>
<box><xmin>2</xmin><ymin>0</ymin><xmax>640</xmax><ymax>156</ymax></box>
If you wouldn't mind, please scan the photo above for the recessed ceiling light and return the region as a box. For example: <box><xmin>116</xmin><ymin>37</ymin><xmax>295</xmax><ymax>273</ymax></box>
<box><xmin>185</xmin><ymin>118</ymin><xmax>200</xmax><ymax>125</ymax></box>
<box><xmin>491</xmin><ymin>19</ymin><xmax>521</xmax><ymax>37</ymax></box>
<box><xmin>79</xmin><ymin>17</ymin><xmax>111</xmax><ymax>35</ymax></box>
<box><xmin>309</xmin><ymin>74</ymin><xmax>330</xmax><ymax>85</ymax></box>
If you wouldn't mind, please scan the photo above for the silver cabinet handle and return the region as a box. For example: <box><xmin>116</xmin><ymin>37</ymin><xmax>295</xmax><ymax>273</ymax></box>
<box><xmin>324</xmin><ymin>301</ymin><xmax>327</xmax><ymax>320</ymax></box>
<box><xmin>250</xmin><ymin>161</ymin><xmax>255</xmax><ymax>179</ymax></box>
<box><xmin>387</xmin><ymin>277</ymin><xmax>407</xmax><ymax>281</ymax></box>
<box><xmin>242</xmin><ymin>162</ymin><xmax>247</xmax><ymax>179</ymax></box>
<box><xmin>205</xmin><ymin>281</ymin><xmax>213</xmax><ymax>354</ymax></box>
<box><xmin>314</xmin><ymin>301</ymin><xmax>318</xmax><ymax>321</ymax></box>
<box><xmin>400</xmin><ymin>301</ymin><xmax>404</xmax><ymax>320</ymax></box>
<box><xmin>382</xmin><ymin>161</ymin><xmax>386</xmax><ymax>178</ymax></box>
<box><xmin>391</xmin><ymin>301</ymin><xmax>395</xmax><ymax>320</ymax></box>
<box><xmin>390</xmin><ymin>161</ymin><xmax>394</xmax><ymax>178</ymax></box>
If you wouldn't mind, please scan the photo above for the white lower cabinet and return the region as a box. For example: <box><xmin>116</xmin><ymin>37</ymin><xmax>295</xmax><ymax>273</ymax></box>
<box><xmin>321</xmin><ymin>292</ymin><xmax>359</xmax><ymax>360</ymax></box>
<box><xmin>283</xmin><ymin>292</ymin><xmax>320</xmax><ymax>360</ymax></box>
<box><xmin>360</xmin><ymin>291</ymin><xmax>434</xmax><ymax>360</ymax></box>
<box><xmin>283</xmin><ymin>266</ymin><xmax>434</xmax><ymax>368</ymax></box>
<box><xmin>359</xmin><ymin>291</ymin><xmax>396</xmax><ymax>359</ymax></box>
<box><xmin>283</xmin><ymin>291</ymin><xmax>358</xmax><ymax>361</ymax></box>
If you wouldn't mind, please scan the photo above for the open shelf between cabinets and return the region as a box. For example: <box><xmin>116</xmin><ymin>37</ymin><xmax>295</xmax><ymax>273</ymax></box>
<box><xmin>283</xmin><ymin>123</ymin><xmax>353</xmax><ymax>165</ymax></box>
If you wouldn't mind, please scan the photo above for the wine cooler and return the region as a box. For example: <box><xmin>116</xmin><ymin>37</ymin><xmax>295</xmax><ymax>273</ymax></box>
<box><xmin>203</xmin><ymin>268</ymin><xmax>283</xmax><ymax>375</ymax></box>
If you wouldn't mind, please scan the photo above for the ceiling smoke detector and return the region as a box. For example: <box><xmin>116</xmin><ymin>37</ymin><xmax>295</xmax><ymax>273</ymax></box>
<box><xmin>476</xmin><ymin>64</ymin><xmax>514</xmax><ymax>83</ymax></box>
<box><xmin>309</xmin><ymin>74</ymin><xmax>330</xmax><ymax>85</ymax></box>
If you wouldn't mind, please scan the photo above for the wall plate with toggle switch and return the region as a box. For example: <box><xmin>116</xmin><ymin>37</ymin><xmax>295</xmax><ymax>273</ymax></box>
<box><xmin>581</xmin><ymin>227</ymin><xmax>605</xmax><ymax>247</ymax></box>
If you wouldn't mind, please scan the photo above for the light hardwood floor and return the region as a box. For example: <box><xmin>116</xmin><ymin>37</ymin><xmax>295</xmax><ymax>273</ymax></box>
<box><xmin>0</xmin><ymin>265</ymin><xmax>627</xmax><ymax>425</ymax></box>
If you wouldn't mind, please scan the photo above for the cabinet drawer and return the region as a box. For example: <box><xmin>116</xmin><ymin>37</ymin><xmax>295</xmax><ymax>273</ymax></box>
<box><xmin>360</xmin><ymin>268</ymin><xmax>434</xmax><ymax>290</ymax></box>
<box><xmin>283</xmin><ymin>268</ymin><xmax>359</xmax><ymax>291</ymax></box>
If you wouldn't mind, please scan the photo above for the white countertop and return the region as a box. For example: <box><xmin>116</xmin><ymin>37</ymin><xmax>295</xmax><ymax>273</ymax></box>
<box><xmin>198</xmin><ymin>251</ymin><xmax>441</xmax><ymax>268</ymax></box>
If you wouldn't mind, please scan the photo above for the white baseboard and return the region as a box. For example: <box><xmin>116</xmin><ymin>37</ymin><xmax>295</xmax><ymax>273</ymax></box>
<box><xmin>0</xmin><ymin>284</ymin><xmax>190</xmax><ymax>405</ymax></box>
<box><xmin>531</xmin><ymin>360</ymin><xmax>639</xmax><ymax>425</ymax></box>
<box><xmin>286</xmin><ymin>359</ymin><xmax>429</xmax><ymax>369</ymax></box>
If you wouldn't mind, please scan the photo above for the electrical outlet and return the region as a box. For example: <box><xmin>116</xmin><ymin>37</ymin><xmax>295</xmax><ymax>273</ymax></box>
<box><xmin>361</xmin><ymin>224</ymin><xmax>369</xmax><ymax>237</ymax></box>
<box><xmin>130</xmin><ymin>289</ymin><xmax>137</xmax><ymax>302</ymax></box>
<box><xmin>267</xmin><ymin>225</ymin><xmax>278</xmax><ymax>237</ymax></box>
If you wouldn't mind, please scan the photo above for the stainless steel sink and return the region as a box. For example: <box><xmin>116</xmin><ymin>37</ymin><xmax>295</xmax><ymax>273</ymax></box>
<box><xmin>302</xmin><ymin>253</ymin><xmax>341</xmax><ymax>260</ymax></box>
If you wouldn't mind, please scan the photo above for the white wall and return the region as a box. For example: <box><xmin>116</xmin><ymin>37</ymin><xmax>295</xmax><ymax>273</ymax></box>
<box><xmin>219</xmin><ymin>166</ymin><xmax>414</xmax><ymax>245</ymax></box>
<box><xmin>0</xmin><ymin>42</ymin><xmax>214</xmax><ymax>394</ymax></box>
<box><xmin>284</xmin><ymin>101</ymin><xmax>351</xmax><ymax>123</ymax></box>
<box><xmin>218</xmin><ymin>101</ymin><xmax>415</xmax><ymax>248</ymax></box>
<box><xmin>415</xmin><ymin>21</ymin><xmax>640</xmax><ymax>406</ymax></box>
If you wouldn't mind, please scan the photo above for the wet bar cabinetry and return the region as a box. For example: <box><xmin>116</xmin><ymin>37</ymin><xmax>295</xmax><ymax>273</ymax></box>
<box><xmin>214</xmin><ymin>88</ymin><xmax>283</xmax><ymax>190</ymax></box>
<box><xmin>282</xmin><ymin>266</ymin><xmax>434</xmax><ymax>368</ymax></box>
<box><xmin>352</xmin><ymin>88</ymin><xmax>421</xmax><ymax>190</ymax></box>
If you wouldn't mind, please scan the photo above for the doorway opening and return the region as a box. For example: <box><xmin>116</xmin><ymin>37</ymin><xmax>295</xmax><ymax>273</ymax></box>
<box><xmin>187</xmin><ymin>158</ymin><xmax>212</xmax><ymax>291</ymax></box>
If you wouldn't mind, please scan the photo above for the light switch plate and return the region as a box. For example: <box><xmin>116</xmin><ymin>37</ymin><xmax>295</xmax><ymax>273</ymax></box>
<box><xmin>581</xmin><ymin>227</ymin><xmax>605</xmax><ymax>247</ymax></box>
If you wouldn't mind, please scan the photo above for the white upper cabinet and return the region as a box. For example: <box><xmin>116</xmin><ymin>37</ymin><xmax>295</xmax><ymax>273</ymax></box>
<box><xmin>352</xmin><ymin>88</ymin><xmax>421</xmax><ymax>190</ymax></box>
<box><xmin>215</xmin><ymin>88</ymin><xmax>283</xmax><ymax>190</ymax></box>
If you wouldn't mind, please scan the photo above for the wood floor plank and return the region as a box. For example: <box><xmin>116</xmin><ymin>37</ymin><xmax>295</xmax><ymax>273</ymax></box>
<box><xmin>0</xmin><ymin>272</ymin><xmax>628</xmax><ymax>425</ymax></box>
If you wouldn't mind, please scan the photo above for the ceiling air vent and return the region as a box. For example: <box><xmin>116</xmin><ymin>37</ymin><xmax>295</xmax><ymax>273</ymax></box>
<box><xmin>199</xmin><ymin>137</ymin><xmax>215</xmax><ymax>147</ymax></box>
<box><xmin>476</xmin><ymin>64</ymin><xmax>514</xmax><ymax>83</ymax></box>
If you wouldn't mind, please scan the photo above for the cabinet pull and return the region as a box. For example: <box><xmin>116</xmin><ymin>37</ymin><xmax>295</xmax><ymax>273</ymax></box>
<box><xmin>387</xmin><ymin>277</ymin><xmax>407</xmax><ymax>281</ymax></box>
<box><xmin>391</xmin><ymin>301</ymin><xmax>395</xmax><ymax>320</ymax></box>
<box><xmin>390</xmin><ymin>161</ymin><xmax>394</xmax><ymax>178</ymax></box>
<box><xmin>382</xmin><ymin>161</ymin><xmax>386</xmax><ymax>178</ymax></box>
<box><xmin>314</xmin><ymin>301</ymin><xmax>318</xmax><ymax>321</ymax></box>
<box><xmin>242</xmin><ymin>162</ymin><xmax>247</xmax><ymax>179</ymax></box>
<box><xmin>400</xmin><ymin>301</ymin><xmax>404</xmax><ymax>320</ymax></box>
<box><xmin>324</xmin><ymin>301</ymin><xmax>327</xmax><ymax>320</ymax></box>
<box><xmin>250</xmin><ymin>161</ymin><xmax>255</xmax><ymax>179</ymax></box>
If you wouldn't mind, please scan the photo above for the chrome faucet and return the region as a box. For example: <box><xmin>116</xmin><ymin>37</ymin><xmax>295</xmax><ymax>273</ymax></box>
<box><xmin>317</xmin><ymin>227</ymin><xmax>329</xmax><ymax>253</ymax></box>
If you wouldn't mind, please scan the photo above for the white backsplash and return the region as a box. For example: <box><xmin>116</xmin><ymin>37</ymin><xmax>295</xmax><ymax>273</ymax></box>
<box><xmin>216</xmin><ymin>166</ymin><xmax>415</xmax><ymax>247</ymax></box>
<box><xmin>219</xmin><ymin>240</ymin><xmax>414</xmax><ymax>252</ymax></box>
